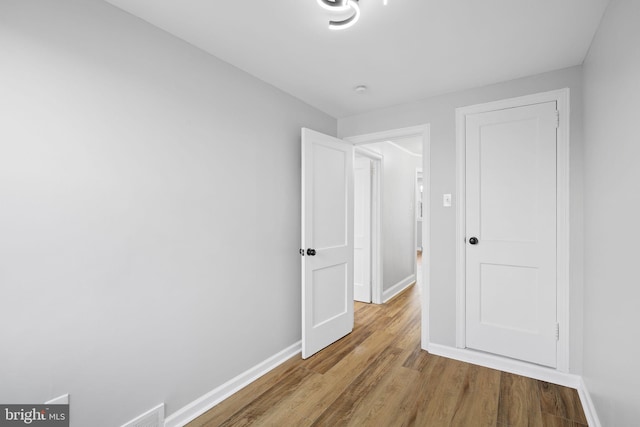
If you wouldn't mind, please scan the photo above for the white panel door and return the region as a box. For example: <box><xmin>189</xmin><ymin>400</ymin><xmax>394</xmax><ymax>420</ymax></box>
<box><xmin>465</xmin><ymin>101</ymin><xmax>558</xmax><ymax>368</ymax></box>
<box><xmin>353</xmin><ymin>156</ymin><xmax>372</xmax><ymax>303</ymax></box>
<box><xmin>301</xmin><ymin>128</ymin><xmax>354</xmax><ymax>359</ymax></box>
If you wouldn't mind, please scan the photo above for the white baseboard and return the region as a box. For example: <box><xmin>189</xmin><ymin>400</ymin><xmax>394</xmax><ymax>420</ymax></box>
<box><xmin>578</xmin><ymin>377</ymin><xmax>602</xmax><ymax>427</ymax></box>
<box><xmin>382</xmin><ymin>274</ymin><xmax>415</xmax><ymax>303</ymax></box>
<box><xmin>164</xmin><ymin>341</ymin><xmax>302</xmax><ymax>427</ymax></box>
<box><xmin>426</xmin><ymin>343</ymin><xmax>601</xmax><ymax>426</ymax></box>
<box><xmin>122</xmin><ymin>403</ymin><xmax>164</xmax><ymax>427</ymax></box>
<box><xmin>426</xmin><ymin>343</ymin><xmax>581</xmax><ymax>387</ymax></box>
<box><xmin>163</xmin><ymin>339</ymin><xmax>601</xmax><ymax>427</ymax></box>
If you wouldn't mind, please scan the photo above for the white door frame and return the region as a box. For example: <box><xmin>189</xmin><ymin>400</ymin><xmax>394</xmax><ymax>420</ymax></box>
<box><xmin>415</xmin><ymin>169</ymin><xmax>423</xmax><ymax>287</ymax></box>
<box><xmin>415</xmin><ymin>168</ymin><xmax>423</xmax><ymax>253</ymax></box>
<box><xmin>455</xmin><ymin>89</ymin><xmax>570</xmax><ymax>372</ymax></box>
<box><xmin>346</xmin><ymin>125</ymin><xmax>431</xmax><ymax>347</ymax></box>
<box><xmin>354</xmin><ymin>146</ymin><xmax>382</xmax><ymax>304</ymax></box>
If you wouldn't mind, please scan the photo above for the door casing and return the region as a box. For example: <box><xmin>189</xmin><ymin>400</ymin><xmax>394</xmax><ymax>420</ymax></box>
<box><xmin>455</xmin><ymin>89</ymin><xmax>571</xmax><ymax>372</ymax></box>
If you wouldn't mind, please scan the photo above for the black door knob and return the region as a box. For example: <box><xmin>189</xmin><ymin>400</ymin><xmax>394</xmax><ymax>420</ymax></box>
<box><xmin>306</xmin><ymin>248</ymin><xmax>317</xmax><ymax>256</ymax></box>
<box><xmin>469</xmin><ymin>237</ymin><xmax>478</xmax><ymax>245</ymax></box>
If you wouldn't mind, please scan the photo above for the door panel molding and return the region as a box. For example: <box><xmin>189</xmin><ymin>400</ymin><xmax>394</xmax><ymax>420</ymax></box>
<box><xmin>455</xmin><ymin>89</ymin><xmax>570</xmax><ymax>372</ymax></box>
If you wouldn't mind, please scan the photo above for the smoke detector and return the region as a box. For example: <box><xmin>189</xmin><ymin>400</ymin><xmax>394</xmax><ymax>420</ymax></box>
<box><xmin>354</xmin><ymin>85</ymin><xmax>368</xmax><ymax>94</ymax></box>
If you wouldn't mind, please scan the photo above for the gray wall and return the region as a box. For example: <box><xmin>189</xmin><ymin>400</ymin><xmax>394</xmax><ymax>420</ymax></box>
<box><xmin>0</xmin><ymin>1</ymin><xmax>335</xmax><ymax>426</ymax></box>
<box><xmin>339</xmin><ymin>66</ymin><xmax>585</xmax><ymax>373</ymax></box>
<box><xmin>582</xmin><ymin>0</ymin><xmax>640</xmax><ymax>424</ymax></box>
<box><xmin>378</xmin><ymin>144</ymin><xmax>421</xmax><ymax>291</ymax></box>
<box><xmin>358</xmin><ymin>142</ymin><xmax>420</xmax><ymax>292</ymax></box>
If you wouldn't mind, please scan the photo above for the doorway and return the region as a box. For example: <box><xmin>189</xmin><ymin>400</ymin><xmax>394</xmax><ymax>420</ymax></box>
<box><xmin>346</xmin><ymin>125</ymin><xmax>431</xmax><ymax>347</ymax></box>
<box><xmin>300</xmin><ymin>126</ymin><xmax>430</xmax><ymax>358</ymax></box>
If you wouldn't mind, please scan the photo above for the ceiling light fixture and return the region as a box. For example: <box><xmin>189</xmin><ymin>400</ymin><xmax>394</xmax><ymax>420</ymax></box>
<box><xmin>329</xmin><ymin>1</ymin><xmax>360</xmax><ymax>30</ymax></box>
<box><xmin>319</xmin><ymin>0</ymin><xmax>388</xmax><ymax>30</ymax></box>
<box><xmin>317</xmin><ymin>0</ymin><xmax>361</xmax><ymax>31</ymax></box>
<box><xmin>316</xmin><ymin>0</ymin><xmax>353</xmax><ymax>12</ymax></box>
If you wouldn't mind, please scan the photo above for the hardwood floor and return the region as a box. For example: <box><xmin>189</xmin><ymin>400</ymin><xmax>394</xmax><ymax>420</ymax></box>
<box><xmin>188</xmin><ymin>284</ymin><xmax>587</xmax><ymax>426</ymax></box>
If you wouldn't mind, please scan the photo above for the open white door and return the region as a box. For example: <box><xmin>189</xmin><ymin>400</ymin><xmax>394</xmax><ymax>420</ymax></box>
<box><xmin>353</xmin><ymin>156</ymin><xmax>372</xmax><ymax>303</ymax></box>
<box><xmin>301</xmin><ymin>128</ymin><xmax>354</xmax><ymax>359</ymax></box>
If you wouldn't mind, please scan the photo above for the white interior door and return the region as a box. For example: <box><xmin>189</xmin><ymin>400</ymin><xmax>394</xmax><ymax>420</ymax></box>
<box><xmin>301</xmin><ymin>128</ymin><xmax>354</xmax><ymax>359</ymax></box>
<box><xmin>353</xmin><ymin>156</ymin><xmax>372</xmax><ymax>303</ymax></box>
<box><xmin>465</xmin><ymin>101</ymin><xmax>558</xmax><ymax>368</ymax></box>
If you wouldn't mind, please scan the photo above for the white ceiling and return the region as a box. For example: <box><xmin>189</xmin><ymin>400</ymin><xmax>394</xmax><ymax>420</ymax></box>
<box><xmin>103</xmin><ymin>0</ymin><xmax>609</xmax><ymax>118</ymax></box>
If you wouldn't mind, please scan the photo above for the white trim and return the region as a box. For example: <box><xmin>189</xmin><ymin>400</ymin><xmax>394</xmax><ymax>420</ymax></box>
<box><xmin>415</xmin><ymin>168</ymin><xmax>423</xmax><ymax>256</ymax></box>
<box><xmin>428</xmin><ymin>344</ymin><xmax>580</xmax><ymax>388</ymax></box>
<box><xmin>121</xmin><ymin>403</ymin><xmax>164</xmax><ymax>427</ymax></box>
<box><xmin>428</xmin><ymin>343</ymin><xmax>600</xmax><ymax>427</ymax></box>
<box><xmin>455</xmin><ymin>107</ymin><xmax>467</xmax><ymax>349</ymax></box>
<box><xmin>386</xmin><ymin>140</ymin><xmax>422</xmax><ymax>158</ymax></box>
<box><xmin>354</xmin><ymin>146</ymin><xmax>383</xmax><ymax>304</ymax></box>
<box><xmin>354</xmin><ymin>145</ymin><xmax>383</xmax><ymax>160</ymax></box>
<box><xmin>578</xmin><ymin>377</ymin><xmax>602</xmax><ymax>427</ymax></box>
<box><xmin>344</xmin><ymin>124</ymin><xmax>431</xmax><ymax>346</ymax></box>
<box><xmin>347</xmin><ymin>125</ymin><xmax>429</xmax><ymax>145</ymax></box>
<box><xmin>164</xmin><ymin>341</ymin><xmax>301</xmax><ymax>427</ymax></box>
<box><xmin>421</xmin><ymin>129</ymin><xmax>431</xmax><ymax>349</ymax></box>
<box><xmin>454</xmin><ymin>88</ymin><xmax>571</xmax><ymax>371</ymax></box>
<box><xmin>382</xmin><ymin>274</ymin><xmax>415</xmax><ymax>303</ymax></box>
<box><xmin>555</xmin><ymin>89</ymin><xmax>571</xmax><ymax>373</ymax></box>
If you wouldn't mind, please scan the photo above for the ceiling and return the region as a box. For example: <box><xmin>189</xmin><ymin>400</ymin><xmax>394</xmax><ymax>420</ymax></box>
<box><xmin>102</xmin><ymin>0</ymin><xmax>609</xmax><ymax>118</ymax></box>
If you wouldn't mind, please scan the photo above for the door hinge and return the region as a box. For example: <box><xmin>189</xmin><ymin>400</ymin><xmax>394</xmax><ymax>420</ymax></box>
<box><xmin>555</xmin><ymin>323</ymin><xmax>560</xmax><ymax>341</ymax></box>
<box><xmin>554</xmin><ymin>111</ymin><xmax>560</xmax><ymax>129</ymax></box>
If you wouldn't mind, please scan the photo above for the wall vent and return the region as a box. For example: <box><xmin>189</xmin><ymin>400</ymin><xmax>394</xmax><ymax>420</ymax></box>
<box><xmin>121</xmin><ymin>403</ymin><xmax>164</xmax><ymax>427</ymax></box>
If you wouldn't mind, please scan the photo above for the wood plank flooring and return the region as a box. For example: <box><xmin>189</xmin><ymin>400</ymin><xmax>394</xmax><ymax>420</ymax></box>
<box><xmin>188</xmin><ymin>283</ymin><xmax>587</xmax><ymax>426</ymax></box>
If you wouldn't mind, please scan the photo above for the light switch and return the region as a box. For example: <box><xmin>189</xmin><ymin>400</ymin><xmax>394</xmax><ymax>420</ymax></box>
<box><xmin>443</xmin><ymin>194</ymin><xmax>452</xmax><ymax>207</ymax></box>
